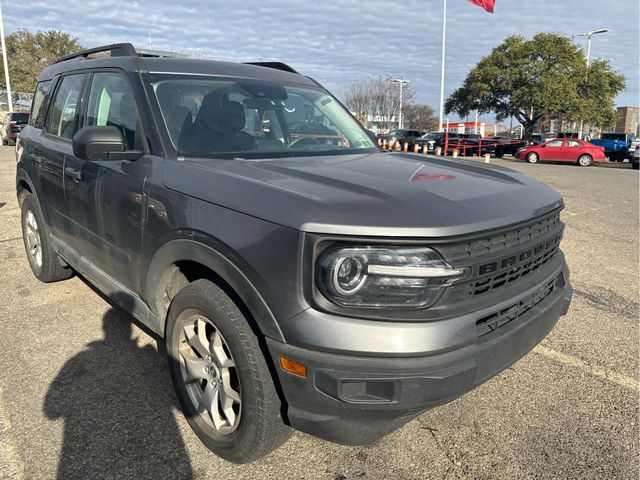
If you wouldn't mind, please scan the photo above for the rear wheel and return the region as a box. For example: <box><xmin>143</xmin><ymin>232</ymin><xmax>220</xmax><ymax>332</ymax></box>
<box><xmin>20</xmin><ymin>193</ymin><xmax>73</xmax><ymax>282</ymax></box>
<box><xmin>526</xmin><ymin>152</ymin><xmax>539</xmax><ymax>164</ymax></box>
<box><xmin>166</xmin><ymin>279</ymin><xmax>291</xmax><ymax>463</ymax></box>
<box><xmin>577</xmin><ymin>154</ymin><xmax>593</xmax><ymax>167</ymax></box>
<box><xmin>494</xmin><ymin>147</ymin><xmax>504</xmax><ymax>158</ymax></box>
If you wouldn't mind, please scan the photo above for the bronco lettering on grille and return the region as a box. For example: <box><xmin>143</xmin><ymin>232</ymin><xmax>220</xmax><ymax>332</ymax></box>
<box><xmin>478</xmin><ymin>235</ymin><xmax>560</xmax><ymax>277</ymax></box>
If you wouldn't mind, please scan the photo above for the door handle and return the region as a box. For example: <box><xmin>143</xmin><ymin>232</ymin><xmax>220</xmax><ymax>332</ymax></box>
<box><xmin>32</xmin><ymin>154</ymin><xmax>44</xmax><ymax>165</ymax></box>
<box><xmin>64</xmin><ymin>167</ymin><xmax>82</xmax><ymax>182</ymax></box>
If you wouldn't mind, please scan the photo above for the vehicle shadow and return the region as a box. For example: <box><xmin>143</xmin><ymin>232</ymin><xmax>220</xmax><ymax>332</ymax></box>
<box><xmin>43</xmin><ymin>304</ymin><xmax>194</xmax><ymax>479</ymax></box>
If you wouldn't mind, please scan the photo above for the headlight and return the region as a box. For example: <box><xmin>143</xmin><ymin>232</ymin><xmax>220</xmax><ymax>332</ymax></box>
<box><xmin>316</xmin><ymin>246</ymin><xmax>465</xmax><ymax>309</ymax></box>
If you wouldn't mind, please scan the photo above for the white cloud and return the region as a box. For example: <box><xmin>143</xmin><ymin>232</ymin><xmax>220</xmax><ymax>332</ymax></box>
<box><xmin>5</xmin><ymin>0</ymin><xmax>639</xmax><ymax>122</ymax></box>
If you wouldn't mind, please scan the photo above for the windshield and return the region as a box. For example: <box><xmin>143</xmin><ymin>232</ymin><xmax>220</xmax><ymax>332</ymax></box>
<box><xmin>420</xmin><ymin>132</ymin><xmax>442</xmax><ymax>140</ymax></box>
<box><xmin>146</xmin><ymin>74</ymin><xmax>377</xmax><ymax>159</ymax></box>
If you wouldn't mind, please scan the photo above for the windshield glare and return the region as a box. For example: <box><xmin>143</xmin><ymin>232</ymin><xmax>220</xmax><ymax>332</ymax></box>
<box><xmin>147</xmin><ymin>74</ymin><xmax>377</xmax><ymax>158</ymax></box>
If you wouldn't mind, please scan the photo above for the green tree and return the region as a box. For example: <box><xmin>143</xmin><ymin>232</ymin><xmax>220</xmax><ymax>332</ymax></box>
<box><xmin>445</xmin><ymin>32</ymin><xmax>626</xmax><ymax>138</ymax></box>
<box><xmin>0</xmin><ymin>29</ymin><xmax>83</xmax><ymax>93</ymax></box>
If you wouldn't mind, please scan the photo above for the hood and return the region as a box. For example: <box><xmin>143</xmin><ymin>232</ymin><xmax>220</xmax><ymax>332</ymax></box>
<box><xmin>163</xmin><ymin>151</ymin><xmax>563</xmax><ymax>237</ymax></box>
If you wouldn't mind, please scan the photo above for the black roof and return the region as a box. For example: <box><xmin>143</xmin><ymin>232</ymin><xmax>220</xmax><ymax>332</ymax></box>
<box><xmin>38</xmin><ymin>43</ymin><xmax>317</xmax><ymax>87</ymax></box>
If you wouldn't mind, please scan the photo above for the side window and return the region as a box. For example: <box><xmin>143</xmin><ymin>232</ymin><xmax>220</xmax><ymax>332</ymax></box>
<box><xmin>45</xmin><ymin>74</ymin><xmax>84</xmax><ymax>139</ymax></box>
<box><xmin>30</xmin><ymin>80</ymin><xmax>52</xmax><ymax>128</ymax></box>
<box><xmin>85</xmin><ymin>72</ymin><xmax>138</xmax><ymax>150</ymax></box>
<box><xmin>567</xmin><ymin>140</ymin><xmax>581</xmax><ymax>147</ymax></box>
<box><xmin>546</xmin><ymin>140</ymin><xmax>564</xmax><ymax>148</ymax></box>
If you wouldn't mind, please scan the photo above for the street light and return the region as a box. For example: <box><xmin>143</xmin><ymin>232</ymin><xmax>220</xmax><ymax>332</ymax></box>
<box><xmin>578</xmin><ymin>28</ymin><xmax>609</xmax><ymax>66</ymax></box>
<box><xmin>0</xmin><ymin>0</ymin><xmax>12</xmax><ymax>112</ymax></box>
<box><xmin>577</xmin><ymin>28</ymin><xmax>608</xmax><ymax>138</ymax></box>
<box><xmin>393</xmin><ymin>78</ymin><xmax>410</xmax><ymax>129</ymax></box>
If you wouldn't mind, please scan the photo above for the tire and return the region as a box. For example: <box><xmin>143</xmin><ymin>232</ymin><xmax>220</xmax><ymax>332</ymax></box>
<box><xmin>526</xmin><ymin>152</ymin><xmax>539</xmax><ymax>164</ymax></box>
<box><xmin>20</xmin><ymin>193</ymin><xmax>73</xmax><ymax>283</ymax></box>
<box><xmin>577</xmin><ymin>154</ymin><xmax>593</xmax><ymax>167</ymax></box>
<box><xmin>495</xmin><ymin>147</ymin><xmax>504</xmax><ymax>158</ymax></box>
<box><xmin>632</xmin><ymin>161</ymin><xmax>639</xmax><ymax>170</ymax></box>
<box><xmin>166</xmin><ymin>279</ymin><xmax>291</xmax><ymax>463</ymax></box>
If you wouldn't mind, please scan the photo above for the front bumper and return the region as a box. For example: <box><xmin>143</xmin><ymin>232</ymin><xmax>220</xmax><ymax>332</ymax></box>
<box><xmin>267</xmin><ymin>264</ymin><xmax>572</xmax><ymax>445</ymax></box>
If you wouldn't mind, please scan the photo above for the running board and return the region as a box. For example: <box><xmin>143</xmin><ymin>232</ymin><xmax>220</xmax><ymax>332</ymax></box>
<box><xmin>50</xmin><ymin>235</ymin><xmax>164</xmax><ymax>337</ymax></box>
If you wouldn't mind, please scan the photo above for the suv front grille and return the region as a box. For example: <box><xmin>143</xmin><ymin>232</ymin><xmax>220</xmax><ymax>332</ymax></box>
<box><xmin>475</xmin><ymin>275</ymin><xmax>560</xmax><ymax>337</ymax></box>
<box><xmin>440</xmin><ymin>211</ymin><xmax>561</xmax><ymax>263</ymax></box>
<box><xmin>438</xmin><ymin>210</ymin><xmax>564</xmax><ymax>302</ymax></box>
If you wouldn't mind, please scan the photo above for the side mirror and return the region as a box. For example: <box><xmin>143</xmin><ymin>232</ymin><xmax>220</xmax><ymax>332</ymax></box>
<box><xmin>72</xmin><ymin>126</ymin><xmax>143</xmax><ymax>161</ymax></box>
<box><xmin>540</xmin><ymin>144</ymin><xmax>546</xmax><ymax>148</ymax></box>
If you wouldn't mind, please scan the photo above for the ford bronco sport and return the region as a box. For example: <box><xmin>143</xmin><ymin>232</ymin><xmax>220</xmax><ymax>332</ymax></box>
<box><xmin>16</xmin><ymin>43</ymin><xmax>572</xmax><ymax>463</ymax></box>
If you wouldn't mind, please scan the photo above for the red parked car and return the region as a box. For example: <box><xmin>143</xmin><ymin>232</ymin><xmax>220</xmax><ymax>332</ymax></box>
<box><xmin>515</xmin><ymin>138</ymin><xmax>605</xmax><ymax>166</ymax></box>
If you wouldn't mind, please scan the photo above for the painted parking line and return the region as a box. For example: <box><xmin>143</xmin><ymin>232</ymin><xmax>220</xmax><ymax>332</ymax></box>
<box><xmin>535</xmin><ymin>345</ymin><xmax>640</xmax><ymax>391</ymax></box>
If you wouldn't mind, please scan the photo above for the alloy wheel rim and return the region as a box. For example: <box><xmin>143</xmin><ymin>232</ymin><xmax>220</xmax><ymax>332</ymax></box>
<box><xmin>179</xmin><ymin>314</ymin><xmax>241</xmax><ymax>434</ymax></box>
<box><xmin>529</xmin><ymin>153</ymin><xmax>538</xmax><ymax>163</ymax></box>
<box><xmin>24</xmin><ymin>210</ymin><xmax>42</xmax><ymax>268</ymax></box>
<box><xmin>579</xmin><ymin>155</ymin><xmax>590</xmax><ymax>166</ymax></box>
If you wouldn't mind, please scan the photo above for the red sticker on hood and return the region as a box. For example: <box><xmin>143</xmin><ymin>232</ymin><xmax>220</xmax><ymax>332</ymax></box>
<box><xmin>411</xmin><ymin>173</ymin><xmax>456</xmax><ymax>181</ymax></box>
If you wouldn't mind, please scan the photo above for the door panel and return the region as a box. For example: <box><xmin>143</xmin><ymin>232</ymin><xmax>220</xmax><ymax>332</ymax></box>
<box><xmin>564</xmin><ymin>140</ymin><xmax>583</xmax><ymax>162</ymax></box>
<box><xmin>64</xmin><ymin>70</ymin><xmax>149</xmax><ymax>293</ymax></box>
<box><xmin>38</xmin><ymin>73</ymin><xmax>86</xmax><ymax>240</ymax></box>
<box><xmin>539</xmin><ymin>140</ymin><xmax>564</xmax><ymax>160</ymax></box>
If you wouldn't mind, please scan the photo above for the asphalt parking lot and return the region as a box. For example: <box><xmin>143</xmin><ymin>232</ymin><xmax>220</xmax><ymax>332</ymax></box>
<box><xmin>0</xmin><ymin>147</ymin><xmax>638</xmax><ymax>480</ymax></box>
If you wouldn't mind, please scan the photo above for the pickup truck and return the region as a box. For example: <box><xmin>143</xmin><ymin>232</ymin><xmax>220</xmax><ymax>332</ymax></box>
<box><xmin>590</xmin><ymin>133</ymin><xmax>637</xmax><ymax>161</ymax></box>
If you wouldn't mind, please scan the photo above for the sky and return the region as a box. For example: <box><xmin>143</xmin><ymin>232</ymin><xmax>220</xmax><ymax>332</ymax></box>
<box><xmin>5</xmin><ymin>0</ymin><xmax>640</xmax><ymax>124</ymax></box>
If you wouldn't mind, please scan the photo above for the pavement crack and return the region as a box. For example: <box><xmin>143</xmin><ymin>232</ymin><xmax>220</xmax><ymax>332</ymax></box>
<box><xmin>573</xmin><ymin>285</ymin><xmax>639</xmax><ymax>320</ymax></box>
<box><xmin>0</xmin><ymin>237</ymin><xmax>21</xmax><ymax>244</ymax></box>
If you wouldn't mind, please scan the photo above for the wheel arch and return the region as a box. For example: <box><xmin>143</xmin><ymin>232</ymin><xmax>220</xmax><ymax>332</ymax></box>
<box><xmin>145</xmin><ymin>237</ymin><xmax>285</xmax><ymax>343</ymax></box>
<box><xmin>16</xmin><ymin>167</ymin><xmax>35</xmax><ymax>205</ymax></box>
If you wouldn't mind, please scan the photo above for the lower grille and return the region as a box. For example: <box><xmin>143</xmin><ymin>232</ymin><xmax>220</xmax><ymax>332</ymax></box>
<box><xmin>475</xmin><ymin>275</ymin><xmax>559</xmax><ymax>337</ymax></box>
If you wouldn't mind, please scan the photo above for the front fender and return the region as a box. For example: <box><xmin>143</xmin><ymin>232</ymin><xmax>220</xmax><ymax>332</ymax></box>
<box><xmin>145</xmin><ymin>237</ymin><xmax>285</xmax><ymax>342</ymax></box>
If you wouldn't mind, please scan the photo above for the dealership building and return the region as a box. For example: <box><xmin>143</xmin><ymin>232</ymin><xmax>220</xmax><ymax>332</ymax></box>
<box><xmin>614</xmin><ymin>106</ymin><xmax>640</xmax><ymax>135</ymax></box>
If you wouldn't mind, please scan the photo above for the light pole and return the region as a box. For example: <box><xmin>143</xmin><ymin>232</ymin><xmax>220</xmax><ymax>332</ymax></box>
<box><xmin>438</xmin><ymin>0</ymin><xmax>447</xmax><ymax>132</ymax></box>
<box><xmin>577</xmin><ymin>28</ymin><xmax>608</xmax><ymax>138</ymax></box>
<box><xmin>393</xmin><ymin>78</ymin><xmax>409</xmax><ymax>129</ymax></box>
<box><xmin>0</xmin><ymin>0</ymin><xmax>12</xmax><ymax>112</ymax></box>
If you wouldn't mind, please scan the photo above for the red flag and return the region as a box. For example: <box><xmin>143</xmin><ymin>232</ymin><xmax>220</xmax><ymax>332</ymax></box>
<box><xmin>467</xmin><ymin>0</ymin><xmax>495</xmax><ymax>13</ymax></box>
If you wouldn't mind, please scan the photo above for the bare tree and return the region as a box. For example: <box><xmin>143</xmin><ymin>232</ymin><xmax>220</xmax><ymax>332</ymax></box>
<box><xmin>343</xmin><ymin>79</ymin><xmax>371</xmax><ymax>123</ymax></box>
<box><xmin>402</xmin><ymin>104</ymin><xmax>438</xmax><ymax>131</ymax></box>
<box><xmin>343</xmin><ymin>76</ymin><xmax>421</xmax><ymax>131</ymax></box>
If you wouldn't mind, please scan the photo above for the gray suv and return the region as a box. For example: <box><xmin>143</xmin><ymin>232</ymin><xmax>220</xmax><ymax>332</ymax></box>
<box><xmin>16</xmin><ymin>43</ymin><xmax>572</xmax><ymax>463</ymax></box>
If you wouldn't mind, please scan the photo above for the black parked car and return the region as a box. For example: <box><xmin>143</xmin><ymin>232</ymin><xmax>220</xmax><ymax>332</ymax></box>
<box><xmin>376</xmin><ymin>128</ymin><xmax>424</xmax><ymax>148</ymax></box>
<box><xmin>17</xmin><ymin>43</ymin><xmax>572</xmax><ymax>463</ymax></box>
<box><xmin>2</xmin><ymin>111</ymin><xmax>30</xmax><ymax>145</ymax></box>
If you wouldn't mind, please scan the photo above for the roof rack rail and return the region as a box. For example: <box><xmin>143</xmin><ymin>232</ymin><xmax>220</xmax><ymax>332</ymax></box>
<box><xmin>54</xmin><ymin>43</ymin><xmax>138</xmax><ymax>64</ymax></box>
<box><xmin>244</xmin><ymin>61</ymin><xmax>299</xmax><ymax>74</ymax></box>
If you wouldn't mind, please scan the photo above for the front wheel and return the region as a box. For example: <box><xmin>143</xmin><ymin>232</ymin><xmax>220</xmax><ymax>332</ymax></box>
<box><xmin>577</xmin><ymin>154</ymin><xmax>593</xmax><ymax>167</ymax></box>
<box><xmin>526</xmin><ymin>152</ymin><xmax>539</xmax><ymax>164</ymax></box>
<box><xmin>166</xmin><ymin>279</ymin><xmax>291</xmax><ymax>463</ymax></box>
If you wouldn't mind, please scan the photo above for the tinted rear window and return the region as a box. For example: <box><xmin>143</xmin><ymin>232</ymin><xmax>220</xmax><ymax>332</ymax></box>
<box><xmin>10</xmin><ymin>112</ymin><xmax>29</xmax><ymax>122</ymax></box>
<box><xmin>601</xmin><ymin>133</ymin><xmax>625</xmax><ymax>141</ymax></box>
